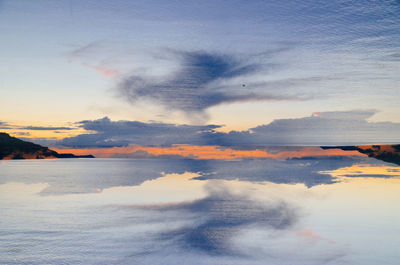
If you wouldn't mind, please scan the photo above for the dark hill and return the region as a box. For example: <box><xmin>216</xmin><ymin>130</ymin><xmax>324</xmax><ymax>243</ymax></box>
<box><xmin>0</xmin><ymin>132</ymin><xmax>94</xmax><ymax>160</ymax></box>
<box><xmin>321</xmin><ymin>144</ymin><xmax>400</xmax><ymax>166</ymax></box>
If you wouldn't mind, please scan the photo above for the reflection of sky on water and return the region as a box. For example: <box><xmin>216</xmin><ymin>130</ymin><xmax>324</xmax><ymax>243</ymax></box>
<box><xmin>0</xmin><ymin>154</ymin><xmax>396</xmax><ymax>195</ymax></box>
<box><xmin>0</xmin><ymin>157</ymin><xmax>399</xmax><ymax>264</ymax></box>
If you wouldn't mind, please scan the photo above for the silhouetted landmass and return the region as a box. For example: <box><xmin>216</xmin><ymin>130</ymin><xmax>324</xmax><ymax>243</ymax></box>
<box><xmin>56</xmin><ymin>153</ymin><xmax>95</xmax><ymax>158</ymax></box>
<box><xmin>322</xmin><ymin>144</ymin><xmax>400</xmax><ymax>166</ymax></box>
<box><xmin>0</xmin><ymin>133</ymin><xmax>94</xmax><ymax>160</ymax></box>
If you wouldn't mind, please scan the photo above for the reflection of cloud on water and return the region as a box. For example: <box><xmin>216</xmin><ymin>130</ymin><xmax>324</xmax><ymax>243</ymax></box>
<box><xmin>144</xmin><ymin>182</ymin><xmax>298</xmax><ymax>255</ymax></box>
<box><xmin>1</xmin><ymin>155</ymin><xmax>398</xmax><ymax>195</ymax></box>
<box><xmin>1</xmin><ymin>159</ymin><xmax>399</xmax><ymax>264</ymax></box>
<box><xmin>4</xmin><ymin>170</ymin><xmax>391</xmax><ymax>264</ymax></box>
<box><xmin>119</xmin><ymin>180</ymin><xmax>348</xmax><ymax>264</ymax></box>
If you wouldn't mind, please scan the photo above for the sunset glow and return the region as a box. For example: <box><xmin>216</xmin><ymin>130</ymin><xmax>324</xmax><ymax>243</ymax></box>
<box><xmin>53</xmin><ymin>145</ymin><xmax>364</xmax><ymax>159</ymax></box>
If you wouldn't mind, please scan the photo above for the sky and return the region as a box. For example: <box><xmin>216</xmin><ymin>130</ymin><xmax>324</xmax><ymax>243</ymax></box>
<box><xmin>1</xmin><ymin>0</ymin><xmax>400</xmax><ymax>151</ymax></box>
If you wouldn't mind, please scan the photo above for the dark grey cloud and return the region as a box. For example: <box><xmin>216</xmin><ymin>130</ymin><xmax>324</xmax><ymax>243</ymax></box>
<box><xmin>78</xmin><ymin>116</ymin><xmax>220</xmax><ymax>133</ymax></box>
<box><xmin>60</xmin><ymin>133</ymin><xmax>130</xmax><ymax>148</ymax></box>
<box><xmin>58</xmin><ymin>110</ymin><xmax>400</xmax><ymax>148</ymax></box>
<box><xmin>118</xmin><ymin>50</ymin><xmax>297</xmax><ymax>112</ymax></box>
<box><xmin>60</xmin><ymin>116</ymin><xmax>221</xmax><ymax>147</ymax></box>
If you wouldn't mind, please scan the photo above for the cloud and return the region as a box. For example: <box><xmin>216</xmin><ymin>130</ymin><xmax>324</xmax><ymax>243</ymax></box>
<box><xmin>81</xmin><ymin>62</ymin><xmax>119</xmax><ymax>77</ymax></box>
<box><xmin>17</xmin><ymin>137</ymin><xmax>60</xmax><ymax>148</ymax></box>
<box><xmin>59</xmin><ymin>110</ymin><xmax>400</xmax><ymax>148</ymax></box>
<box><xmin>242</xmin><ymin>110</ymin><xmax>400</xmax><ymax>145</ymax></box>
<box><xmin>68</xmin><ymin>42</ymin><xmax>102</xmax><ymax>58</ymax></box>
<box><xmin>117</xmin><ymin>50</ymin><xmax>298</xmax><ymax>113</ymax></box>
<box><xmin>311</xmin><ymin>110</ymin><xmax>376</xmax><ymax>120</ymax></box>
<box><xmin>20</xmin><ymin>126</ymin><xmax>73</xmax><ymax>130</ymax></box>
<box><xmin>0</xmin><ymin>121</ymin><xmax>11</xmax><ymax>129</ymax></box>
<box><xmin>11</xmin><ymin>132</ymin><xmax>31</xmax><ymax>136</ymax></box>
<box><xmin>60</xmin><ymin>116</ymin><xmax>221</xmax><ymax>147</ymax></box>
<box><xmin>297</xmin><ymin>229</ymin><xmax>335</xmax><ymax>244</ymax></box>
<box><xmin>0</xmin><ymin>122</ymin><xmax>74</xmax><ymax>132</ymax></box>
<box><xmin>67</xmin><ymin>42</ymin><xmax>120</xmax><ymax>77</ymax></box>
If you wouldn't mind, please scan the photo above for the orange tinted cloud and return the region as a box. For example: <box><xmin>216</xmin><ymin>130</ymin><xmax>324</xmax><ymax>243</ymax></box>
<box><xmin>297</xmin><ymin>229</ymin><xmax>335</xmax><ymax>244</ymax></box>
<box><xmin>82</xmin><ymin>63</ymin><xmax>119</xmax><ymax>77</ymax></box>
<box><xmin>53</xmin><ymin>145</ymin><xmax>363</xmax><ymax>160</ymax></box>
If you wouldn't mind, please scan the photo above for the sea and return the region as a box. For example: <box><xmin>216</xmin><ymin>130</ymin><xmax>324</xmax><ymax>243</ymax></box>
<box><xmin>1</xmin><ymin>156</ymin><xmax>399</xmax><ymax>264</ymax></box>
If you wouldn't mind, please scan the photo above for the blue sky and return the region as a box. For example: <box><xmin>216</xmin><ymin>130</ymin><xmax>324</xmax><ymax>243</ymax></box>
<box><xmin>0</xmin><ymin>0</ymin><xmax>399</xmax><ymax>145</ymax></box>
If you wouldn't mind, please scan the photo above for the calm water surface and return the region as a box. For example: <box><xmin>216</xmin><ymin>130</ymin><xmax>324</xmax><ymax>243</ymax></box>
<box><xmin>0</xmin><ymin>157</ymin><xmax>399</xmax><ymax>264</ymax></box>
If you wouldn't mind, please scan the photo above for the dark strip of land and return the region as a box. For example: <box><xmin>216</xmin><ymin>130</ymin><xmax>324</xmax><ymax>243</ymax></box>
<box><xmin>322</xmin><ymin>144</ymin><xmax>400</xmax><ymax>166</ymax></box>
<box><xmin>0</xmin><ymin>132</ymin><xmax>94</xmax><ymax>160</ymax></box>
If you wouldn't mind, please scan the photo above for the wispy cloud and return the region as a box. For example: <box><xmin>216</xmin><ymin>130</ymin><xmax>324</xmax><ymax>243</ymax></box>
<box><xmin>0</xmin><ymin>121</ymin><xmax>10</xmax><ymax>129</ymax></box>
<box><xmin>11</xmin><ymin>132</ymin><xmax>31</xmax><ymax>136</ymax></box>
<box><xmin>81</xmin><ymin>62</ymin><xmax>119</xmax><ymax>77</ymax></box>
<box><xmin>1</xmin><ymin>122</ymin><xmax>74</xmax><ymax>131</ymax></box>
<box><xmin>20</xmin><ymin>126</ymin><xmax>73</xmax><ymax>131</ymax></box>
<box><xmin>67</xmin><ymin>42</ymin><xmax>120</xmax><ymax>77</ymax></box>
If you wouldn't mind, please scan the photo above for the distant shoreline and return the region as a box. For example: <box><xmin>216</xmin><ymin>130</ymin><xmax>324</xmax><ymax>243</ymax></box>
<box><xmin>0</xmin><ymin>132</ymin><xmax>94</xmax><ymax>160</ymax></box>
<box><xmin>2</xmin><ymin>132</ymin><xmax>399</xmax><ymax>165</ymax></box>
